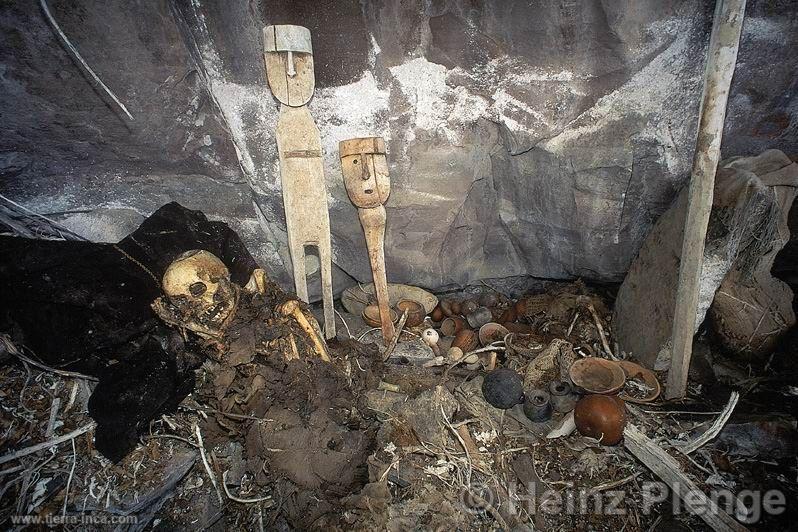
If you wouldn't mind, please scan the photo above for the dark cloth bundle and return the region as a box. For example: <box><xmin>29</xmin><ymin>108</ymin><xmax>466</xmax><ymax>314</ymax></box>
<box><xmin>0</xmin><ymin>202</ymin><xmax>258</xmax><ymax>460</ymax></box>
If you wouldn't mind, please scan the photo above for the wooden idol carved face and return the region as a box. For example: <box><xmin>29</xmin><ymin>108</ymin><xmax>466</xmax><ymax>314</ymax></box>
<box><xmin>339</xmin><ymin>137</ymin><xmax>391</xmax><ymax>209</ymax></box>
<box><xmin>263</xmin><ymin>25</ymin><xmax>314</xmax><ymax>107</ymax></box>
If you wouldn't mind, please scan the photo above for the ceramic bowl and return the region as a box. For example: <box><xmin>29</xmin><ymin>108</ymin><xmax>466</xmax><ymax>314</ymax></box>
<box><xmin>617</xmin><ymin>360</ymin><xmax>661</xmax><ymax>403</ymax></box>
<box><xmin>362</xmin><ymin>305</ymin><xmax>398</xmax><ymax>328</ymax></box>
<box><xmin>396</xmin><ymin>299</ymin><xmax>426</xmax><ymax>327</ymax></box>
<box><xmin>478</xmin><ymin>322</ymin><xmax>510</xmax><ymax>346</ymax></box>
<box><xmin>569</xmin><ymin>358</ymin><xmax>626</xmax><ymax>395</ymax></box>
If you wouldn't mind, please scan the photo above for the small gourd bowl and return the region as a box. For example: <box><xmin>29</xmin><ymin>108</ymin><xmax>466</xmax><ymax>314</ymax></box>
<box><xmin>569</xmin><ymin>358</ymin><xmax>626</xmax><ymax>395</ymax></box>
<box><xmin>362</xmin><ymin>304</ymin><xmax>398</xmax><ymax>328</ymax></box>
<box><xmin>617</xmin><ymin>360</ymin><xmax>661</xmax><ymax>404</ymax></box>
<box><xmin>395</xmin><ymin>299</ymin><xmax>426</xmax><ymax>327</ymax></box>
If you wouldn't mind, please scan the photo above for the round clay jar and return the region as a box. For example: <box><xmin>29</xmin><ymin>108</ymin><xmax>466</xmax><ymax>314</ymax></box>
<box><xmin>523</xmin><ymin>389</ymin><xmax>553</xmax><ymax>422</ymax></box>
<box><xmin>573</xmin><ymin>394</ymin><xmax>627</xmax><ymax>445</ymax></box>
<box><xmin>482</xmin><ymin>368</ymin><xmax>525</xmax><ymax>409</ymax></box>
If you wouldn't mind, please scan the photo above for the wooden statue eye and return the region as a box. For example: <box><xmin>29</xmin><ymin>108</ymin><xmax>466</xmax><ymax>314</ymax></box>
<box><xmin>352</xmin><ymin>159</ymin><xmax>358</xmax><ymax>164</ymax></box>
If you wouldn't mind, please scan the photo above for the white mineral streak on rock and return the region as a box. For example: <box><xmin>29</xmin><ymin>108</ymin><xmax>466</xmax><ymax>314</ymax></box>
<box><xmin>358</xmin><ymin>15</ymin><xmax>701</xmax><ymax>181</ymax></box>
<box><xmin>367</xmin><ymin>33</ymin><xmax>381</xmax><ymax>67</ymax></box>
<box><xmin>389</xmin><ymin>57</ymin><xmax>452</xmax><ymax>139</ymax></box>
<box><xmin>491</xmin><ymin>88</ymin><xmax>548</xmax><ymax>132</ymax></box>
<box><xmin>207</xmin><ymin>80</ymin><xmax>278</xmax><ymax>192</ymax></box>
<box><xmin>742</xmin><ymin>17</ymin><xmax>791</xmax><ymax>45</ymax></box>
<box><xmin>388</xmin><ymin>55</ymin><xmax>579</xmax><ymax>140</ymax></box>
<box><xmin>539</xmin><ymin>17</ymin><xmax>699</xmax><ymax>177</ymax></box>
<box><xmin>309</xmin><ymin>71</ymin><xmax>390</xmax><ymax>171</ymax></box>
<box><xmin>448</xmin><ymin>86</ymin><xmax>490</xmax><ymax>124</ymax></box>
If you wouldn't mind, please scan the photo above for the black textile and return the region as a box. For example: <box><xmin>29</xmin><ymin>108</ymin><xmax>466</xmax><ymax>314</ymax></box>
<box><xmin>0</xmin><ymin>202</ymin><xmax>259</xmax><ymax>460</ymax></box>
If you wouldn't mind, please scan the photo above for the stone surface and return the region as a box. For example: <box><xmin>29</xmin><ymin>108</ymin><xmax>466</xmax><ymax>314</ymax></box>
<box><xmin>707</xmin><ymin>154</ymin><xmax>798</xmax><ymax>359</ymax></box>
<box><xmin>1</xmin><ymin>1</ymin><xmax>797</xmax><ymax>296</ymax></box>
<box><xmin>613</xmin><ymin>150</ymin><xmax>798</xmax><ymax>368</ymax></box>
<box><xmin>394</xmin><ymin>385</ymin><xmax>458</xmax><ymax>448</ymax></box>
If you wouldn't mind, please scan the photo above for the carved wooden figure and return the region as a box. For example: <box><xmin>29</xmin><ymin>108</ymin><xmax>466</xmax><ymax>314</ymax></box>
<box><xmin>262</xmin><ymin>25</ymin><xmax>314</xmax><ymax>107</ymax></box>
<box><xmin>265</xmin><ymin>25</ymin><xmax>335</xmax><ymax>339</ymax></box>
<box><xmin>340</xmin><ymin>137</ymin><xmax>395</xmax><ymax>344</ymax></box>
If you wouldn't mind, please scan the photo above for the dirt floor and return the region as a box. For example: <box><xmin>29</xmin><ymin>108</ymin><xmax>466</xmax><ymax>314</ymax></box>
<box><xmin>1</xmin><ymin>280</ymin><xmax>797</xmax><ymax>531</ymax></box>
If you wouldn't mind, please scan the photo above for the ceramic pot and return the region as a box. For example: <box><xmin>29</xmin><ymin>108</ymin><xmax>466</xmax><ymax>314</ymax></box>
<box><xmin>569</xmin><ymin>358</ymin><xmax>626</xmax><ymax>395</ymax></box>
<box><xmin>466</xmin><ymin>306</ymin><xmax>493</xmax><ymax>329</ymax></box>
<box><xmin>574</xmin><ymin>394</ymin><xmax>627</xmax><ymax>445</ymax></box>
<box><xmin>478</xmin><ymin>292</ymin><xmax>499</xmax><ymax>308</ymax></box>
<box><xmin>440</xmin><ymin>316</ymin><xmax>468</xmax><ymax>337</ymax></box>
<box><xmin>452</xmin><ymin>329</ymin><xmax>478</xmax><ymax>352</ymax></box>
<box><xmin>548</xmin><ymin>380</ymin><xmax>577</xmax><ymax>413</ymax></box>
<box><xmin>362</xmin><ymin>305</ymin><xmax>398</xmax><ymax>328</ymax></box>
<box><xmin>478</xmin><ymin>322</ymin><xmax>510</xmax><ymax>346</ymax></box>
<box><xmin>460</xmin><ymin>299</ymin><xmax>478</xmax><ymax>316</ymax></box>
<box><xmin>523</xmin><ymin>389</ymin><xmax>553</xmax><ymax>422</ymax></box>
<box><xmin>396</xmin><ymin>298</ymin><xmax>426</xmax><ymax>327</ymax></box>
<box><xmin>482</xmin><ymin>368</ymin><xmax>524</xmax><ymax>409</ymax></box>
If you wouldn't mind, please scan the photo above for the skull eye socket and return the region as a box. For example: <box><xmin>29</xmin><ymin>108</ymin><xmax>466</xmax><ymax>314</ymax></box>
<box><xmin>189</xmin><ymin>281</ymin><xmax>207</xmax><ymax>297</ymax></box>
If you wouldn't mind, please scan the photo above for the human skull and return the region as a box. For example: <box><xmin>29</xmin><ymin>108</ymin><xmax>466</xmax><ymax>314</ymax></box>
<box><xmin>162</xmin><ymin>250</ymin><xmax>236</xmax><ymax>323</ymax></box>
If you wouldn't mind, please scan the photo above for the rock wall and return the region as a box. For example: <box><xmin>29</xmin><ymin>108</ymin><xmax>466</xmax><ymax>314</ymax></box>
<box><xmin>613</xmin><ymin>150</ymin><xmax>798</xmax><ymax>367</ymax></box>
<box><xmin>1</xmin><ymin>0</ymin><xmax>796</xmax><ymax>296</ymax></box>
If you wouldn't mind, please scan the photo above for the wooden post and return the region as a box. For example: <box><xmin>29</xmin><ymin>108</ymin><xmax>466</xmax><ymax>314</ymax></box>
<box><xmin>666</xmin><ymin>0</ymin><xmax>747</xmax><ymax>399</ymax></box>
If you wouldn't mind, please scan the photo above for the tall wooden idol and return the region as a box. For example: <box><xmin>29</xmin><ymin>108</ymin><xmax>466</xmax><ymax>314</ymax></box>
<box><xmin>263</xmin><ymin>25</ymin><xmax>335</xmax><ymax>339</ymax></box>
<box><xmin>339</xmin><ymin>137</ymin><xmax>395</xmax><ymax>344</ymax></box>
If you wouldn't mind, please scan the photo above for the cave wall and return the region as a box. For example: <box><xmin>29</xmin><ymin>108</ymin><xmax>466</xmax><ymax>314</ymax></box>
<box><xmin>1</xmin><ymin>0</ymin><xmax>796</xmax><ymax>295</ymax></box>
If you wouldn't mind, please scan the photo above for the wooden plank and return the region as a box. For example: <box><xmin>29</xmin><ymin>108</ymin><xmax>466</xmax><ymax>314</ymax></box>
<box><xmin>624</xmin><ymin>424</ymin><xmax>748</xmax><ymax>532</ymax></box>
<box><xmin>666</xmin><ymin>0</ymin><xmax>747</xmax><ymax>399</ymax></box>
<box><xmin>275</xmin><ymin>104</ymin><xmax>335</xmax><ymax>339</ymax></box>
